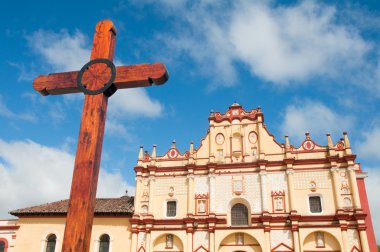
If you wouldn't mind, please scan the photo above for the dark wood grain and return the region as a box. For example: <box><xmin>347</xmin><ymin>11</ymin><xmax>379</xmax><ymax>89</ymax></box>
<box><xmin>61</xmin><ymin>20</ymin><xmax>115</xmax><ymax>252</ymax></box>
<box><xmin>33</xmin><ymin>63</ymin><xmax>168</xmax><ymax>96</ymax></box>
<box><xmin>32</xmin><ymin>19</ymin><xmax>168</xmax><ymax>252</ymax></box>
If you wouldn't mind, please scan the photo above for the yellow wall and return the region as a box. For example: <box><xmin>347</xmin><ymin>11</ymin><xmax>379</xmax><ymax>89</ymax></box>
<box><xmin>14</xmin><ymin>216</ymin><xmax>131</xmax><ymax>252</ymax></box>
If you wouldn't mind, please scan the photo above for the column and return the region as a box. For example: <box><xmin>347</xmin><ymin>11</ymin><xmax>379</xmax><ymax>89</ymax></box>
<box><xmin>330</xmin><ymin>167</ymin><xmax>343</xmax><ymax>210</ymax></box>
<box><xmin>131</xmin><ymin>232</ymin><xmax>138</xmax><ymax>252</ymax></box>
<box><xmin>286</xmin><ymin>170</ymin><xmax>296</xmax><ymax>212</ymax></box>
<box><xmin>135</xmin><ymin>177</ymin><xmax>143</xmax><ymax>214</ymax></box>
<box><xmin>187</xmin><ymin>232</ymin><xmax>192</xmax><ymax>252</ymax></box>
<box><xmin>264</xmin><ymin>230</ymin><xmax>271</xmax><ymax>252</ymax></box>
<box><xmin>292</xmin><ymin>230</ymin><xmax>300</xmax><ymax>252</ymax></box>
<box><xmin>146</xmin><ymin>231</ymin><xmax>151</xmax><ymax>252</ymax></box>
<box><xmin>341</xmin><ymin>229</ymin><xmax>349</xmax><ymax>252</ymax></box>
<box><xmin>260</xmin><ymin>171</ymin><xmax>268</xmax><ymax>212</ymax></box>
<box><xmin>209</xmin><ymin>173</ymin><xmax>215</xmax><ymax>213</ymax></box>
<box><xmin>148</xmin><ymin>176</ymin><xmax>155</xmax><ymax>215</ymax></box>
<box><xmin>347</xmin><ymin>167</ymin><xmax>361</xmax><ymax>209</ymax></box>
<box><xmin>359</xmin><ymin>229</ymin><xmax>370</xmax><ymax>252</ymax></box>
<box><xmin>187</xmin><ymin>174</ymin><xmax>195</xmax><ymax>215</ymax></box>
<box><xmin>209</xmin><ymin>231</ymin><xmax>215</xmax><ymax>252</ymax></box>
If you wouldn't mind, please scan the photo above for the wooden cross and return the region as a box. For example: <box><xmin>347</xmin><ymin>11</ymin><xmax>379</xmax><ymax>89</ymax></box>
<box><xmin>32</xmin><ymin>20</ymin><xmax>168</xmax><ymax>252</ymax></box>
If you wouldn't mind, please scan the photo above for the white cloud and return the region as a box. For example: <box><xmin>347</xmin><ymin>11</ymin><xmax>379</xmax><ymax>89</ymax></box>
<box><xmin>26</xmin><ymin>29</ymin><xmax>164</xmax><ymax>118</ymax></box>
<box><xmin>105</xmin><ymin>119</ymin><xmax>136</xmax><ymax>142</ymax></box>
<box><xmin>361</xmin><ymin>167</ymin><xmax>380</xmax><ymax>242</ymax></box>
<box><xmin>109</xmin><ymin>89</ymin><xmax>163</xmax><ymax>118</ymax></box>
<box><xmin>154</xmin><ymin>0</ymin><xmax>374</xmax><ymax>88</ymax></box>
<box><xmin>229</xmin><ymin>1</ymin><xmax>369</xmax><ymax>84</ymax></box>
<box><xmin>26</xmin><ymin>29</ymin><xmax>90</xmax><ymax>72</ymax></box>
<box><xmin>280</xmin><ymin>100</ymin><xmax>354</xmax><ymax>145</ymax></box>
<box><xmin>0</xmin><ymin>96</ymin><xmax>36</xmax><ymax>122</ymax></box>
<box><xmin>0</xmin><ymin>139</ymin><xmax>133</xmax><ymax>218</ymax></box>
<box><xmin>356</xmin><ymin>126</ymin><xmax>380</xmax><ymax>161</ymax></box>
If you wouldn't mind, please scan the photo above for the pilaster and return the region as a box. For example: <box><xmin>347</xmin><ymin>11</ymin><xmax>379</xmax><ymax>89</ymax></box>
<box><xmin>347</xmin><ymin>166</ymin><xmax>361</xmax><ymax>209</ymax></box>
<box><xmin>187</xmin><ymin>173</ymin><xmax>195</xmax><ymax>215</ymax></box>
<box><xmin>330</xmin><ymin>167</ymin><xmax>343</xmax><ymax>210</ymax></box>
<box><xmin>208</xmin><ymin>172</ymin><xmax>216</xmax><ymax>213</ymax></box>
<box><xmin>148</xmin><ymin>176</ymin><xmax>156</xmax><ymax>215</ymax></box>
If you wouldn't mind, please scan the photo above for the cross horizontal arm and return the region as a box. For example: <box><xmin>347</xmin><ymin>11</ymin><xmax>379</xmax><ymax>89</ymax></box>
<box><xmin>33</xmin><ymin>62</ymin><xmax>168</xmax><ymax>96</ymax></box>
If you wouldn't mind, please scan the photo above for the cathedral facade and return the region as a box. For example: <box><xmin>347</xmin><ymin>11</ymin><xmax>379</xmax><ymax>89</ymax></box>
<box><xmin>5</xmin><ymin>103</ymin><xmax>377</xmax><ymax>252</ymax></box>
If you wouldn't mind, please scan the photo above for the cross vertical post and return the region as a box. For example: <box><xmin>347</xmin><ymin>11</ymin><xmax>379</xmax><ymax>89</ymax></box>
<box><xmin>32</xmin><ymin>20</ymin><xmax>169</xmax><ymax>252</ymax></box>
<box><xmin>61</xmin><ymin>20</ymin><xmax>115</xmax><ymax>252</ymax></box>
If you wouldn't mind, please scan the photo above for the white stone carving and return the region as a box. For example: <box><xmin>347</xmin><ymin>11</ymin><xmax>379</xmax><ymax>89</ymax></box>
<box><xmin>245</xmin><ymin>174</ymin><xmax>262</xmax><ymax>213</ymax></box>
<box><xmin>194</xmin><ymin>231</ymin><xmax>209</xmax><ymax>249</ymax></box>
<box><xmin>214</xmin><ymin>174</ymin><xmax>261</xmax><ymax>213</ymax></box>
<box><xmin>195</xmin><ymin>176</ymin><xmax>209</xmax><ymax>194</ymax></box>
<box><xmin>316</xmin><ymin>232</ymin><xmax>325</xmax><ymax>247</ymax></box>
<box><xmin>138</xmin><ymin>232</ymin><xmax>146</xmax><ymax>246</ymax></box>
<box><xmin>270</xmin><ymin>230</ymin><xmax>293</xmax><ymax>249</ymax></box>
<box><xmin>270</xmin><ymin>230</ymin><xmax>292</xmax><ymax>248</ymax></box>
<box><xmin>347</xmin><ymin>229</ymin><xmax>361</xmax><ymax>249</ymax></box>
<box><xmin>214</xmin><ymin>175</ymin><xmax>232</xmax><ymax>213</ymax></box>
<box><xmin>293</xmin><ymin>171</ymin><xmax>331</xmax><ymax>189</ymax></box>
<box><xmin>153</xmin><ymin>177</ymin><xmax>187</xmax><ymax>196</ymax></box>
<box><xmin>267</xmin><ymin>172</ymin><xmax>288</xmax><ymax>193</ymax></box>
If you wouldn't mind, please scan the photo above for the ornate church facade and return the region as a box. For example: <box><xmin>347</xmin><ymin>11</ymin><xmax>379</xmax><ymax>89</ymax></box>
<box><xmin>4</xmin><ymin>103</ymin><xmax>377</xmax><ymax>252</ymax></box>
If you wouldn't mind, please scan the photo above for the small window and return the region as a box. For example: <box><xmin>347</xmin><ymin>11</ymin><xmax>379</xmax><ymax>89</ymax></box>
<box><xmin>167</xmin><ymin>201</ymin><xmax>177</xmax><ymax>217</ymax></box>
<box><xmin>99</xmin><ymin>234</ymin><xmax>110</xmax><ymax>252</ymax></box>
<box><xmin>0</xmin><ymin>240</ymin><xmax>5</xmax><ymax>252</ymax></box>
<box><xmin>46</xmin><ymin>234</ymin><xmax>56</xmax><ymax>252</ymax></box>
<box><xmin>309</xmin><ymin>196</ymin><xmax>322</xmax><ymax>213</ymax></box>
<box><xmin>231</xmin><ymin>203</ymin><xmax>248</xmax><ymax>226</ymax></box>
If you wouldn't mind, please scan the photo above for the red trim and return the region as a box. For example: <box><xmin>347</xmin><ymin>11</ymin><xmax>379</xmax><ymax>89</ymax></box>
<box><xmin>208</xmin><ymin>107</ymin><xmax>259</xmax><ymax>124</ymax></box>
<box><xmin>350</xmin><ymin>246</ymin><xmax>361</xmax><ymax>252</ymax></box>
<box><xmin>194</xmin><ymin>245</ymin><xmax>209</xmax><ymax>252</ymax></box>
<box><xmin>138</xmin><ymin>159</ymin><xmax>354</xmax><ymax>173</ymax></box>
<box><xmin>220</xmin><ymin>244</ymin><xmax>260</xmax><ymax>246</ymax></box>
<box><xmin>137</xmin><ymin>246</ymin><xmax>146</xmax><ymax>252</ymax></box>
<box><xmin>0</xmin><ymin>226</ymin><xmax>19</xmax><ymax>230</ymax></box>
<box><xmin>356</xmin><ymin>178</ymin><xmax>377</xmax><ymax>252</ymax></box>
<box><xmin>272</xmin><ymin>243</ymin><xmax>293</xmax><ymax>252</ymax></box>
<box><xmin>0</xmin><ymin>238</ymin><xmax>9</xmax><ymax>252</ymax></box>
<box><xmin>303</xmin><ymin>251</ymin><xmax>340</xmax><ymax>252</ymax></box>
<box><xmin>271</xmin><ymin>191</ymin><xmax>286</xmax><ymax>213</ymax></box>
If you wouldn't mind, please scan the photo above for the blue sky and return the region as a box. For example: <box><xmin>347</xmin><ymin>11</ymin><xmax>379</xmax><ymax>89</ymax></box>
<box><xmin>0</xmin><ymin>0</ymin><xmax>379</xmax><ymax>240</ymax></box>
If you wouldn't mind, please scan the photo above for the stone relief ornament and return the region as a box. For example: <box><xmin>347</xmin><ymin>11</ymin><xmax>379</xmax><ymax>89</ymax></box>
<box><xmin>166</xmin><ymin>234</ymin><xmax>173</xmax><ymax>248</ymax></box>
<box><xmin>315</xmin><ymin>232</ymin><xmax>325</xmax><ymax>248</ymax></box>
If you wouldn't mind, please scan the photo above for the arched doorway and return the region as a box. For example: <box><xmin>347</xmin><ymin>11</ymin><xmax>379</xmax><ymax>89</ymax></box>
<box><xmin>218</xmin><ymin>232</ymin><xmax>262</xmax><ymax>252</ymax></box>
<box><xmin>302</xmin><ymin>231</ymin><xmax>341</xmax><ymax>252</ymax></box>
<box><xmin>152</xmin><ymin>233</ymin><xmax>184</xmax><ymax>252</ymax></box>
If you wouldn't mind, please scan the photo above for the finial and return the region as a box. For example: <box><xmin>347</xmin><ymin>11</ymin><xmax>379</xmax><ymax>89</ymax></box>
<box><xmin>125</xmin><ymin>190</ymin><xmax>128</xmax><ymax>196</ymax></box>
<box><xmin>285</xmin><ymin>135</ymin><xmax>290</xmax><ymax>150</ymax></box>
<box><xmin>138</xmin><ymin>145</ymin><xmax>144</xmax><ymax>160</ymax></box>
<box><xmin>257</xmin><ymin>105</ymin><xmax>261</xmax><ymax>112</ymax></box>
<box><xmin>152</xmin><ymin>144</ymin><xmax>157</xmax><ymax>158</ymax></box>
<box><xmin>189</xmin><ymin>141</ymin><xmax>194</xmax><ymax>156</ymax></box>
<box><xmin>343</xmin><ymin>132</ymin><xmax>352</xmax><ymax>154</ymax></box>
<box><xmin>171</xmin><ymin>140</ymin><xmax>176</xmax><ymax>148</ymax></box>
<box><xmin>305</xmin><ymin>132</ymin><xmax>310</xmax><ymax>140</ymax></box>
<box><xmin>326</xmin><ymin>133</ymin><xmax>333</xmax><ymax>148</ymax></box>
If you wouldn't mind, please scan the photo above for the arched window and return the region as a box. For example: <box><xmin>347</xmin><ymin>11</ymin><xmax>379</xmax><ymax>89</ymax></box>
<box><xmin>0</xmin><ymin>240</ymin><xmax>5</xmax><ymax>252</ymax></box>
<box><xmin>46</xmin><ymin>234</ymin><xmax>56</xmax><ymax>252</ymax></box>
<box><xmin>99</xmin><ymin>234</ymin><xmax>110</xmax><ymax>252</ymax></box>
<box><xmin>231</xmin><ymin>203</ymin><xmax>248</xmax><ymax>226</ymax></box>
